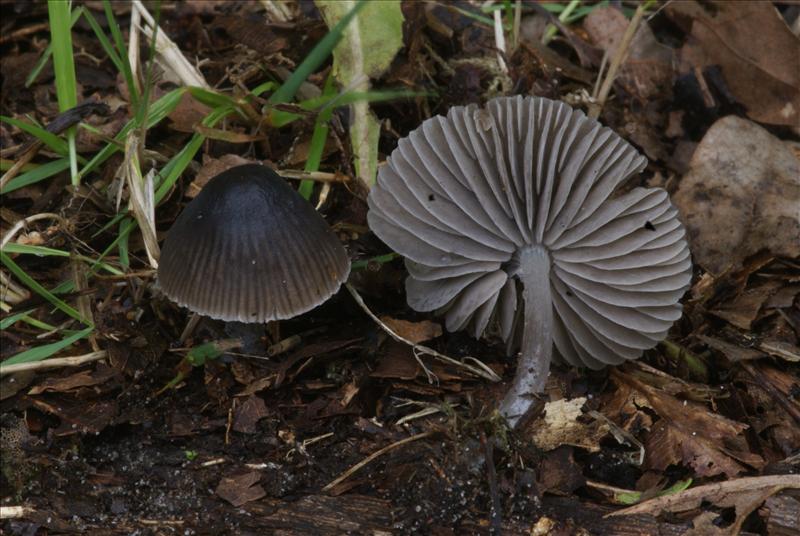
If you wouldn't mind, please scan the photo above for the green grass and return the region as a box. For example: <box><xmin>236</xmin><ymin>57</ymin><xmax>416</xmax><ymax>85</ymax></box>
<box><xmin>2</xmin><ymin>0</ymin><xmax>418</xmax><ymax>368</ymax></box>
<box><xmin>47</xmin><ymin>0</ymin><xmax>79</xmax><ymax>186</ymax></box>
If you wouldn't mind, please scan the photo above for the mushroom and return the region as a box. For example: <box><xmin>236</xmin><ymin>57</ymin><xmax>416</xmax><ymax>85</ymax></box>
<box><xmin>158</xmin><ymin>164</ymin><xmax>350</xmax><ymax>328</ymax></box>
<box><xmin>367</xmin><ymin>96</ymin><xmax>692</xmax><ymax>427</ymax></box>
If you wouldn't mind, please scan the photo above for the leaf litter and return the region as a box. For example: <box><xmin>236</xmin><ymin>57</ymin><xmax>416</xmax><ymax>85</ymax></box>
<box><xmin>1</xmin><ymin>1</ymin><xmax>799</xmax><ymax>534</ymax></box>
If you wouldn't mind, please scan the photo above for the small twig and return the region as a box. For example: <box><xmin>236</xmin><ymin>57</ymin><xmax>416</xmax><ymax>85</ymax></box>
<box><xmin>591</xmin><ymin>50</ymin><xmax>609</xmax><ymax>100</ymax></box>
<box><xmin>588</xmin><ymin>3</ymin><xmax>648</xmax><ymax>119</ymax></box>
<box><xmin>322</xmin><ymin>431</ymin><xmax>433</xmax><ymax>492</ymax></box>
<box><xmin>606</xmin><ymin>474</ymin><xmax>800</xmax><ymax>518</ymax></box>
<box><xmin>131</xmin><ymin>1</ymin><xmax>210</xmax><ymax>89</ymax></box>
<box><xmin>277</xmin><ymin>169</ymin><xmax>350</xmax><ymax>183</ymax></box>
<box><xmin>1</xmin><ymin>213</ymin><xmax>68</xmax><ymax>249</ymax></box>
<box><xmin>0</xmin><ymin>144</ymin><xmax>40</xmax><ymax>190</ymax></box>
<box><xmin>0</xmin><ymin>506</ymin><xmax>34</xmax><ymax>519</ymax></box>
<box><xmin>179</xmin><ymin>313</ymin><xmax>202</xmax><ymax>344</ymax></box>
<box><xmin>493</xmin><ymin>9</ymin><xmax>508</xmax><ymax>75</ymax></box>
<box><xmin>345</xmin><ymin>283</ymin><xmax>501</xmax><ymax>383</ymax></box>
<box><xmin>585</xmin><ymin>479</ymin><xmax>638</xmax><ymax>496</ymax></box>
<box><xmin>0</xmin><ymin>350</ymin><xmax>107</xmax><ymax>377</ymax></box>
<box><xmin>481</xmin><ymin>431</ymin><xmax>503</xmax><ymax>534</ymax></box>
<box><xmin>128</xmin><ymin>3</ymin><xmax>142</xmax><ymax>97</ymax></box>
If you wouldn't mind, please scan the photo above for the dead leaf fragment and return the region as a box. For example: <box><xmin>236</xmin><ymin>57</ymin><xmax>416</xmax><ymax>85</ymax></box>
<box><xmin>608</xmin><ymin>474</ymin><xmax>800</xmax><ymax>517</ymax></box>
<box><xmin>616</xmin><ymin>373</ymin><xmax>764</xmax><ymax>478</ymax></box>
<box><xmin>584</xmin><ymin>6</ymin><xmax>673</xmax><ymax>99</ymax></box>
<box><xmin>379</xmin><ymin>317</ymin><xmax>442</xmax><ymax>344</ymax></box>
<box><xmin>215</xmin><ymin>471</ymin><xmax>266</xmax><ymax>506</ymax></box>
<box><xmin>188</xmin><ymin>154</ymin><xmax>255</xmax><ymax>197</ymax></box>
<box><xmin>670</xmin><ymin>1</ymin><xmax>800</xmax><ymax>126</ymax></box>
<box><xmin>232</xmin><ymin>395</ymin><xmax>269</xmax><ymax>434</ymax></box>
<box><xmin>528</xmin><ymin>397</ymin><xmax>609</xmax><ymax>452</ymax></box>
<box><xmin>674</xmin><ymin>116</ymin><xmax>800</xmax><ymax>275</ymax></box>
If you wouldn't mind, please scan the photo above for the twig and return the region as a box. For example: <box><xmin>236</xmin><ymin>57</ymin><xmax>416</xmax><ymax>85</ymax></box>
<box><xmin>0</xmin><ymin>506</ymin><xmax>34</xmax><ymax>519</ymax></box>
<box><xmin>128</xmin><ymin>2</ymin><xmax>142</xmax><ymax>97</ymax></box>
<box><xmin>606</xmin><ymin>474</ymin><xmax>800</xmax><ymax>517</ymax></box>
<box><xmin>0</xmin><ymin>144</ymin><xmax>40</xmax><ymax>191</ymax></box>
<box><xmin>481</xmin><ymin>431</ymin><xmax>503</xmax><ymax>534</ymax></box>
<box><xmin>587</xmin><ymin>3</ymin><xmax>648</xmax><ymax>119</ymax></box>
<box><xmin>131</xmin><ymin>1</ymin><xmax>210</xmax><ymax>89</ymax></box>
<box><xmin>0</xmin><ymin>350</ymin><xmax>107</xmax><ymax>377</ymax></box>
<box><xmin>277</xmin><ymin>169</ymin><xmax>350</xmax><ymax>183</ymax></box>
<box><xmin>1</xmin><ymin>213</ymin><xmax>69</xmax><ymax>249</ymax></box>
<box><xmin>322</xmin><ymin>431</ymin><xmax>433</xmax><ymax>492</ymax></box>
<box><xmin>493</xmin><ymin>9</ymin><xmax>508</xmax><ymax>75</ymax></box>
<box><xmin>345</xmin><ymin>283</ymin><xmax>501</xmax><ymax>383</ymax></box>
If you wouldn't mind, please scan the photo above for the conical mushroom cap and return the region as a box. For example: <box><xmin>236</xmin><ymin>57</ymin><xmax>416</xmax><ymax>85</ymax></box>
<box><xmin>368</xmin><ymin>96</ymin><xmax>692</xmax><ymax>369</ymax></box>
<box><xmin>158</xmin><ymin>164</ymin><xmax>350</xmax><ymax>323</ymax></box>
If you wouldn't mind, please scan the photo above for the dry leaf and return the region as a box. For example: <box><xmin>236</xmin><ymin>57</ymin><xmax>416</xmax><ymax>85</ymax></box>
<box><xmin>232</xmin><ymin>395</ymin><xmax>269</xmax><ymax>434</ymax></box>
<box><xmin>670</xmin><ymin>1</ymin><xmax>800</xmax><ymax>126</ymax></box>
<box><xmin>188</xmin><ymin>154</ymin><xmax>254</xmax><ymax>198</ymax></box>
<box><xmin>618</xmin><ymin>374</ymin><xmax>764</xmax><ymax>478</ymax></box>
<box><xmin>584</xmin><ymin>6</ymin><xmax>673</xmax><ymax>100</ymax></box>
<box><xmin>28</xmin><ymin>366</ymin><xmax>116</xmax><ymax>395</ymax></box>
<box><xmin>528</xmin><ymin>397</ymin><xmax>609</xmax><ymax>452</ymax></box>
<box><xmin>379</xmin><ymin>317</ymin><xmax>442</xmax><ymax>344</ymax></box>
<box><xmin>215</xmin><ymin>471</ymin><xmax>266</xmax><ymax>506</ymax></box>
<box><xmin>674</xmin><ymin>116</ymin><xmax>800</xmax><ymax>275</ymax></box>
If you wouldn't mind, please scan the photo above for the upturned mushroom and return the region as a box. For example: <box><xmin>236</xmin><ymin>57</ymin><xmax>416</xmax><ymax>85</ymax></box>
<box><xmin>367</xmin><ymin>96</ymin><xmax>692</xmax><ymax>427</ymax></box>
<box><xmin>158</xmin><ymin>164</ymin><xmax>350</xmax><ymax>325</ymax></box>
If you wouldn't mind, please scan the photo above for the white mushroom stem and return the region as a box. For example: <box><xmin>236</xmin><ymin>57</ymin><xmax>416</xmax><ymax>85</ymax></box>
<box><xmin>499</xmin><ymin>245</ymin><xmax>553</xmax><ymax>427</ymax></box>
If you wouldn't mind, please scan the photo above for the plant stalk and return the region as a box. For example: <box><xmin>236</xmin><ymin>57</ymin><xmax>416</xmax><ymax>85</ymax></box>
<box><xmin>499</xmin><ymin>245</ymin><xmax>553</xmax><ymax>427</ymax></box>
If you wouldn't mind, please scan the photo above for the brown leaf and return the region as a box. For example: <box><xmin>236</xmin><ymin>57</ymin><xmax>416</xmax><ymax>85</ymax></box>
<box><xmin>28</xmin><ymin>365</ymin><xmax>117</xmax><ymax>395</ymax></box>
<box><xmin>232</xmin><ymin>395</ymin><xmax>269</xmax><ymax>434</ymax></box>
<box><xmin>537</xmin><ymin>446</ymin><xmax>586</xmax><ymax>496</ymax></box>
<box><xmin>710</xmin><ymin>281</ymin><xmax>782</xmax><ymax>330</ymax></box>
<box><xmin>379</xmin><ymin>316</ymin><xmax>442</xmax><ymax>344</ymax></box>
<box><xmin>370</xmin><ymin>341</ymin><xmax>420</xmax><ymax>380</ymax></box>
<box><xmin>645</xmin><ymin>421</ymin><xmax>746</xmax><ymax>478</ymax></box>
<box><xmin>673</xmin><ymin>116</ymin><xmax>800</xmax><ymax>275</ymax></box>
<box><xmin>698</xmin><ymin>335</ymin><xmax>764</xmax><ymax>363</ymax></box>
<box><xmin>669</xmin><ymin>1</ymin><xmax>800</xmax><ymax>126</ymax></box>
<box><xmin>215</xmin><ymin>471</ymin><xmax>266</xmax><ymax>506</ymax></box>
<box><xmin>584</xmin><ymin>6</ymin><xmax>673</xmax><ymax>100</ymax></box>
<box><xmin>527</xmin><ymin>397</ymin><xmax>609</xmax><ymax>452</ymax></box>
<box><xmin>617</xmin><ymin>373</ymin><xmax>764</xmax><ymax>478</ymax></box>
<box><xmin>31</xmin><ymin>397</ymin><xmax>118</xmax><ymax>436</ymax></box>
<box><xmin>607</xmin><ymin>474</ymin><xmax>800</xmax><ymax>524</ymax></box>
<box><xmin>188</xmin><ymin>154</ymin><xmax>256</xmax><ymax>197</ymax></box>
<box><xmin>167</xmin><ymin>91</ymin><xmax>212</xmax><ymax>133</ymax></box>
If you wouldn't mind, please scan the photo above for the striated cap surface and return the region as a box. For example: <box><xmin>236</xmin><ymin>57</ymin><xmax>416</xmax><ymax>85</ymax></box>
<box><xmin>159</xmin><ymin>164</ymin><xmax>350</xmax><ymax>323</ymax></box>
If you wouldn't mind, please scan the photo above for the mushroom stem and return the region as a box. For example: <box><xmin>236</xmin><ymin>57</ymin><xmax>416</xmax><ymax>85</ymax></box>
<box><xmin>499</xmin><ymin>245</ymin><xmax>553</xmax><ymax>427</ymax></box>
<box><xmin>223</xmin><ymin>321</ymin><xmax>265</xmax><ymax>354</ymax></box>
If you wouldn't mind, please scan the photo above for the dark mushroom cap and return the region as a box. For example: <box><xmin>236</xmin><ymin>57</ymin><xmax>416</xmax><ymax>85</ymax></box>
<box><xmin>158</xmin><ymin>164</ymin><xmax>350</xmax><ymax>323</ymax></box>
<box><xmin>367</xmin><ymin>96</ymin><xmax>691</xmax><ymax>384</ymax></box>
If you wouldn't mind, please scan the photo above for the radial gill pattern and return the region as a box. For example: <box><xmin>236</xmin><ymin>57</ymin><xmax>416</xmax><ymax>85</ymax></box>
<box><xmin>159</xmin><ymin>165</ymin><xmax>350</xmax><ymax>323</ymax></box>
<box><xmin>367</xmin><ymin>96</ymin><xmax>692</xmax><ymax>369</ymax></box>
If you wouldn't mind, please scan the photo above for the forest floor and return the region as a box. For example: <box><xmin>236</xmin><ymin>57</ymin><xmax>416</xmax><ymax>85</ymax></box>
<box><xmin>1</xmin><ymin>1</ymin><xmax>799</xmax><ymax>535</ymax></box>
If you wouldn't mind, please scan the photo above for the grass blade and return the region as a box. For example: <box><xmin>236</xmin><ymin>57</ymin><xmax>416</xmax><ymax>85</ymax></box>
<box><xmin>1</xmin><ymin>326</ymin><xmax>94</xmax><ymax>367</ymax></box>
<box><xmin>47</xmin><ymin>0</ymin><xmax>79</xmax><ymax>186</ymax></box>
<box><xmin>1</xmin><ymin>251</ymin><xmax>87</xmax><ymax>324</ymax></box>
<box><xmin>25</xmin><ymin>7</ymin><xmax>83</xmax><ymax>88</ymax></box>
<box><xmin>0</xmin><ymin>115</ymin><xmax>69</xmax><ymax>155</ymax></box>
<box><xmin>0</xmin><ymin>158</ymin><xmax>70</xmax><ymax>195</ymax></box>
<box><xmin>267</xmin><ymin>0</ymin><xmax>367</xmax><ymax>108</ymax></box>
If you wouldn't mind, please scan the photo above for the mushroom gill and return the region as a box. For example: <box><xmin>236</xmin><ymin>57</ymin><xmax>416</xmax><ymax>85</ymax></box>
<box><xmin>367</xmin><ymin>96</ymin><xmax>692</xmax><ymax>427</ymax></box>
